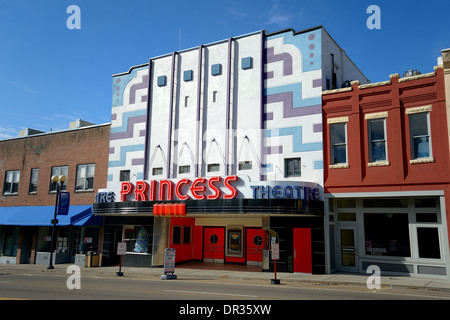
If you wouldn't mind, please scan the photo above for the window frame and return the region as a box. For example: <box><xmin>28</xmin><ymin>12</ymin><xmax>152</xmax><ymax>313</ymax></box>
<box><xmin>75</xmin><ymin>163</ymin><xmax>95</xmax><ymax>191</ymax></box>
<box><xmin>368</xmin><ymin>118</ymin><xmax>388</xmax><ymax>163</ymax></box>
<box><xmin>284</xmin><ymin>158</ymin><xmax>301</xmax><ymax>178</ymax></box>
<box><xmin>49</xmin><ymin>166</ymin><xmax>68</xmax><ymax>192</ymax></box>
<box><xmin>409</xmin><ymin>111</ymin><xmax>432</xmax><ymax>160</ymax></box>
<box><xmin>29</xmin><ymin>168</ymin><xmax>39</xmax><ymax>194</ymax></box>
<box><xmin>3</xmin><ymin>170</ymin><xmax>20</xmax><ymax>195</ymax></box>
<box><xmin>330</xmin><ymin>122</ymin><xmax>348</xmax><ymax>165</ymax></box>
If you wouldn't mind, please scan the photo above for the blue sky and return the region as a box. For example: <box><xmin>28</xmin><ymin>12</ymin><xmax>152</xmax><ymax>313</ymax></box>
<box><xmin>0</xmin><ymin>0</ymin><xmax>448</xmax><ymax>139</ymax></box>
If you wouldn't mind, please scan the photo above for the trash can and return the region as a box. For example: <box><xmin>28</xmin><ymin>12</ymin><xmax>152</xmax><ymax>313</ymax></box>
<box><xmin>91</xmin><ymin>252</ymin><xmax>99</xmax><ymax>267</ymax></box>
<box><xmin>85</xmin><ymin>251</ymin><xmax>92</xmax><ymax>267</ymax></box>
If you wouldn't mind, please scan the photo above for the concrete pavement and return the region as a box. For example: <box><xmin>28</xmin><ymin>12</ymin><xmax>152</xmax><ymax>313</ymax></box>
<box><xmin>1</xmin><ymin>263</ymin><xmax>450</xmax><ymax>293</ymax></box>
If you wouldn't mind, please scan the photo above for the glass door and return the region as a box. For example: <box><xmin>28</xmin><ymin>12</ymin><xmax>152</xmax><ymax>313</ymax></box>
<box><xmin>337</xmin><ymin>226</ymin><xmax>358</xmax><ymax>272</ymax></box>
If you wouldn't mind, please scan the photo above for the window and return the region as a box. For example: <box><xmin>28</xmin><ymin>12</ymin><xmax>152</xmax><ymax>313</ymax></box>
<box><xmin>417</xmin><ymin>228</ymin><xmax>441</xmax><ymax>259</ymax></box>
<box><xmin>3</xmin><ymin>170</ymin><xmax>20</xmax><ymax>195</ymax></box>
<box><xmin>238</xmin><ymin>161</ymin><xmax>252</xmax><ymax>171</ymax></box>
<box><xmin>172</xmin><ymin>226</ymin><xmax>191</xmax><ymax>245</ymax></box>
<box><xmin>368</xmin><ymin>118</ymin><xmax>387</xmax><ymax>162</ymax></box>
<box><xmin>409</xmin><ymin>112</ymin><xmax>431</xmax><ymax>159</ymax></box>
<box><xmin>152</xmin><ymin>167</ymin><xmax>163</xmax><ymax>176</ymax></box>
<box><xmin>178</xmin><ymin>165</ymin><xmax>190</xmax><ymax>174</ymax></box>
<box><xmin>330</xmin><ymin>123</ymin><xmax>347</xmax><ymax>164</ymax></box>
<box><xmin>284</xmin><ymin>158</ymin><xmax>301</xmax><ymax>177</ymax></box>
<box><xmin>29</xmin><ymin>168</ymin><xmax>39</xmax><ymax>193</ymax></box>
<box><xmin>50</xmin><ymin>166</ymin><xmax>68</xmax><ymax>191</ymax></box>
<box><xmin>76</xmin><ymin>164</ymin><xmax>95</xmax><ymax>191</ymax></box>
<box><xmin>207</xmin><ymin>163</ymin><xmax>220</xmax><ymax>172</ymax></box>
<box><xmin>184</xmin><ymin>96</ymin><xmax>189</xmax><ymax>108</ymax></box>
<box><xmin>124</xmin><ymin>226</ymin><xmax>151</xmax><ymax>254</ymax></box>
<box><xmin>227</xmin><ymin>228</ymin><xmax>243</xmax><ymax>256</ymax></box>
<box><xmin>364</xmin><ymin>213</ymin><xmax>411</xmax><ymax>257</ymax></box>
<box><xmin>212</xmin><ymin>91</ymin><xmax>217</xmax><ymax>103</ymax></box>
<box><xmin>120</xmin><ymin>170</ymin><xmax>130</xmax><ymax>182</ymax></box>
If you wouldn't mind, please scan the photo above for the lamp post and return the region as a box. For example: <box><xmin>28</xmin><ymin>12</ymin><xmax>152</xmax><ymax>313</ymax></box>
<box><xmin>47</xmin><ymin>175</ymin><xmax>66</xmax><ymax>270</ymax></box>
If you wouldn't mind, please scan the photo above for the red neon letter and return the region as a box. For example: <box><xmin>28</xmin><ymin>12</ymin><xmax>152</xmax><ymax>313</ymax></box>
<box><xmin>135</xmin><ymin>181</ymin><xmax>149</xmax><ymax>201</ymax></box>
<box><xmin>120</xmin><ymin>182</ymin><xmax>134</xmax><ymax>202</ymax></box>
<box><xmin>175</xmin><ymin>179</ymin><xmax>191</xmax><ymax>200</ymax></box>
<box><xmin>207</xmin><ymin>176</ymin><xmax>222</xmax><ymax>199</ymax></box>
<box><xmin>159</xmin><ymin>180</ymin><xmax>173</xmax><ymax>201</ymax></box>
<box><xmin>223</xmin><ymin>175</ymin><xmax>238</xmax><ymax>199</ymax></box>
<box><xmin>190</xmin><ymin>178</ymin><xmax>207</xmax><ymax>200</ymax></box>
<box><xmin>148</xmin><ymin>180</ymin><xmax>156</xmax><ymax>201</ymax></box>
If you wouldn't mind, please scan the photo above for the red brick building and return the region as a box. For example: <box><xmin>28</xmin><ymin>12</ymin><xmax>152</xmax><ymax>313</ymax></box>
<box><xmin>0</xmin><ymin>120</ymin><xmax>110</xmax><ymax>264</ymax></box>
<box><xmin>322</xmin><ymin>66</ymin><xmax>450</xmax><ymax>278</ymax></box>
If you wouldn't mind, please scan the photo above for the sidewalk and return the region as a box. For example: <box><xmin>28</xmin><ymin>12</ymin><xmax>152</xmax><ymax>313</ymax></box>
<box><xmin>2</xmin><ymin>263</ymin><xmax>450</xmax><ymax>292</ymax></box>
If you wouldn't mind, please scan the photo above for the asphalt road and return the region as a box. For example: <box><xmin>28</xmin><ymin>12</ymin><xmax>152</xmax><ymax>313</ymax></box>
<box><xmin>1</xmin><ymin>270</ymin><xmax>450</xmax><ymax>301</ymax></box>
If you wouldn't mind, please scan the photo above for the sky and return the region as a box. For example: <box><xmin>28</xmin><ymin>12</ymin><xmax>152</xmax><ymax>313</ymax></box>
<box><xmin>0</xmin><ymin>0</ymin><xmax>449</xmax><ymax>139</ymax></box>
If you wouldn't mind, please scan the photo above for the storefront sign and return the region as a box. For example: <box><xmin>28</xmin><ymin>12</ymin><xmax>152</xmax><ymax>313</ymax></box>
<box><xmin>95</xmin><ymin>175</ymin><xmax>322</xmax><ymax>204</ymax></box>
<box><xmin>164</xmin><ymin>248</ymin><xmax>176</xmax><ymax>274</ymax></box>
<box><xmin>271</xmin><ymin>243</ymin><xmax>280</xmax><ymax>260</ymax></box>
<box><xmin>120</xmin><ymin>176</ymin><xmax>238</xmax><ymax>202</ymax></box>
<box><xmin>117</xmin><ymin>242</ymin><xmax>127</xmax><ymax>256</ymax></box>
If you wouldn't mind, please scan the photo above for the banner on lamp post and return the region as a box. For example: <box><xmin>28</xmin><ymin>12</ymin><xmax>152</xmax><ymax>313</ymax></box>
<box><xmin>58</xmin><ymin>192</ymin><xmax>70</xmax><ymax>215</ymax></box>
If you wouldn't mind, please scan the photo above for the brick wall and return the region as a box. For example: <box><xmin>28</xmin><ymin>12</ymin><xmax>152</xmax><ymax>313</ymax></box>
<box><xmin>0</xmin><ymin>124</ymin><xmax>110</xmax><ymax>207</ymax></box>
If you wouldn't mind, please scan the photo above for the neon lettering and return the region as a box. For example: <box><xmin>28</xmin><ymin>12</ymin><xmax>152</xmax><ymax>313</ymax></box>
<box><xmin>120</xmin><ymin>182</ymin><xmax>133</xmax><ymax>202</ymax></box>
<box><xmin>223</xmin><ymin>175</ymin><xmax>238</xmax><ymax>199</ymax></box>
<box><xmin>135</xmin><ymin>181</ymin><xmax>149</xmax><ymax>201</ymax></box>
<box><xmin>175</xmin><ymin>179</ymin><xmax>191</xmax><ymax>200</ymax></box>
<box><xmin>190</xmin><ymin>178</ymin><xmax>207</xmax><ymax>200</ymax></box>
<box><xmin>207</xmin><ymin>176</ymin><xmax>222</xmax><ymax>199</ymax></box>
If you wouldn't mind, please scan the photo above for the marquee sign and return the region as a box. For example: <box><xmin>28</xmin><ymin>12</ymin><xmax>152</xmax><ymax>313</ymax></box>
<box><xmin>95</xmin><ymin>175</ymin><xmax>322</xmax><ymax>203</ymax></box>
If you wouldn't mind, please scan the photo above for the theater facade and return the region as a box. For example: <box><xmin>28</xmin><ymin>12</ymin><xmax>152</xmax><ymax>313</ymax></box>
<box><xmin>93</xmin><ymin>26</ymin><xmax>369</xmax><ymax>273</ymax></box>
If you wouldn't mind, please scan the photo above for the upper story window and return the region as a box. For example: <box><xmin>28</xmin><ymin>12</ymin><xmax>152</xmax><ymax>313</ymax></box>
<box><xmin>407</xmin><ymin>107</ymin><xmax>432</xmax><ymax>161</ymax></box>
<box><xmin>368</xmin><ymin>118</ymin><xmax>387</xmax><ymax>163</ymax></box>
<box><xmin>284</xmin><ymin>158</ymin><xmax>301</xmax><ymax>177</ymax></box>
<box><xmin>50</xmin><ymin>166</ymin><xmax>68</xmax><ymax>192</ymax></box>
<box><xmin>76</xmin><ymin>164</ymin><xmax>95</xmax><ymax>191</ymax></box>
<box><xmin>330</xmin><ymin>122</ymin><xmax>348</xmax><ymax>165</ymax></box>
<box><xmin>3</xmin><ymin>170</ymin><xmax>20</xmax><ymax>195</ymax></box>
<box><xmin>29</xmin><ymin>168</ymin><xmax>39</xmax><ymax>193</ymax></box>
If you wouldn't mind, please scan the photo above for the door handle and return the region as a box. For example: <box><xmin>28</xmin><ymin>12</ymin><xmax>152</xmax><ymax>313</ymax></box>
<box><xmin>294</xmin><ymin>249</ymin><xmax>296</xmax><ymax>258</ymax></box>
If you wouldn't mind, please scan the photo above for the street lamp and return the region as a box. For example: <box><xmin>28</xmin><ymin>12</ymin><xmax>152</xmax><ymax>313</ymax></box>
<box><xmin>47</xmin><ymin>175</ymin><xmax>66</xmax><ymax>270</ymax></box>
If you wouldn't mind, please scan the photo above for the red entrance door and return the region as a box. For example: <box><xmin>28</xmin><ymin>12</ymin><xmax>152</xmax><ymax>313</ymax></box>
<box><xmin>246</xmin><ymin>228</ymin><xmax>264</xmax><ymax>265</ymax></box>
<box><xmin>293</xmin><ymin>228</ymin><xmax>312</xmax><ymax>273</ymax></box>
<box><xmin>203</xmin><ymin>227</ymin><xmax>225</xmax><ymax>263</ymax></box>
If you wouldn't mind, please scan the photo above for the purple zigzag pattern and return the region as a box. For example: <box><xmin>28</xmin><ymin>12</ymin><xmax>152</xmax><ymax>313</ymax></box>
<box><xmin>110</xmin><ymin>115</ymin><xmax>147</xmax><ymax>141</ymax></box>
<box><xmin>129</xmin><ymin>75</ymin><xmax>149</xmax><ymax>105</ymax></box>
<box><xmin>264</xmin><ymin>47</ymin><xmax>292</xmax><ymax>79</ymax></box>
<box><xmin>263</xmin><ymin>92</ymin><xmax>321</xmax><ymax>119</ymax></box>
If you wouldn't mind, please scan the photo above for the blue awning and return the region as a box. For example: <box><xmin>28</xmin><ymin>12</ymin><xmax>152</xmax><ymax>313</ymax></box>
<box><xmin>0</xmin><ymin>205</ymin><xmax>103</xmax><ymax>227</ymax></box>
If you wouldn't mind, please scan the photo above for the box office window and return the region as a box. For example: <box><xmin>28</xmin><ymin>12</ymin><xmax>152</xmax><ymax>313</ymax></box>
<box><xmin>227</xmin><ymin>228</ymin><xmax>243</xmax><ymax>256</ymax></box>
<box><xmin>364</xmin><ymin>213</ymin><xmax>411</xmax><ymax>257</ymax></box>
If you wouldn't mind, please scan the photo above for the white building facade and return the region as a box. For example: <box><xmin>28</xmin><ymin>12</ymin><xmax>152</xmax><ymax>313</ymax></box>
<box><xmin>95</xmin><ymin>26</ymin><xmax>369</xmax><ymax>272</ymax></box>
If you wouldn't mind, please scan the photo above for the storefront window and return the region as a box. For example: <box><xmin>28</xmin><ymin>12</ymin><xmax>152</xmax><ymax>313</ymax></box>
<box><xmin>0</xmin><ymin>226</ymin><xmax>19</xmax><ymax>256</ymax></box>
<box><xmin>363</xmin><ymin>198</ymin><xmax>407</xmax><ymax>208</ymax></box>
<box><xmin>417</xmin><ymin>227</ymin><xmax>440</xmax><ymax>259</ymax></box>
<box><xmin>124</xmin><ymin>226</ymin><xmax>150</xmax><ymax>254</ymax></box>
<box><xmin>364</xmin><ymin>213</ymin><xmax>411</xmax><ymax>257</ymax></box>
